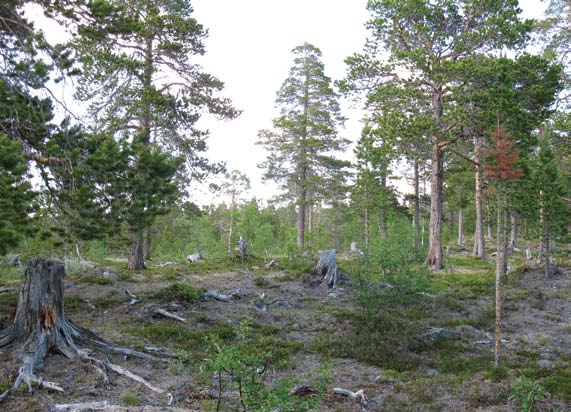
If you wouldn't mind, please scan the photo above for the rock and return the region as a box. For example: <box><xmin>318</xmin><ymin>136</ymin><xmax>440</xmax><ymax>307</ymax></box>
<box><xmin>291</xmin><ymin>323</ymin><xmax>301</xmax><ymax>330</ymax></box>
<box><xmin>252</xmin><ymin>300</ymin><xmax>266</xmax><ymax>312</ymax></box>
<box><xmin>274</xmin><ymin>300</ymin><xmax>293</xmax><ymax>308</ymax></box>
<box><xmin>455</xmin><ymin>324</ymin><xmax>485</xmax><ymax>338</ymax></box>
<box><xmin>538</xmin><ymin>360</ymin><xmax>553</xmax><ymax>369</ymax></box>
<box><xmin>265</xmin><ymin>260</ymin><xmax>279</xmax><ymax>269</ymax></box>
<box><xmin>425</xmin><ymin>369</ymin><xmax>438</xmax><ymax>377</ymax></box>
<box><xmin>421</xmin><ymin>327</ymin><xmax>460</xmax><ymax>346</ymax></box>
<box><xmin>186</xmin><ymin>253</ymin><xmax>201</xmax><ymax>263</ymax></box>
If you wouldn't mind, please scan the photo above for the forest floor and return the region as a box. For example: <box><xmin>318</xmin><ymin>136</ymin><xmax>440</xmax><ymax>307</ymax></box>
<box><xmin>0</xmin><ymin>243</ymin><xmax>570</xmax><ymax>412</ymax></box>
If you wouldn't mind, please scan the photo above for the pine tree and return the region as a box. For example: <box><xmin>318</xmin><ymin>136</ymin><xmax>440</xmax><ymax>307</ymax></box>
<box><xmin>343</xmin><ymin>0</ymin><xmax>532</xmax><ymax>269</ymax></box>
<box><xmin>71</xmin><ymin>0</ymin><xmax>239</xmax><ymax>268</ymax></box>
<box><xmin>257</xmin><ymin>43</ymin><xmax>349</xmax><ymax>253</ymax></box>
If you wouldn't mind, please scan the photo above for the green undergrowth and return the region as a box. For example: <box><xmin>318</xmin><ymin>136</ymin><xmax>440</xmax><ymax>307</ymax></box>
<box><xmin>431</xmin><ymin>271</ymin><xmax>494</xmax><ymax>299</ymax></box>
<box><xmin>150</xmin><ymin>283</ymin><xmax>204</xmax><ymax>302</ymax></box>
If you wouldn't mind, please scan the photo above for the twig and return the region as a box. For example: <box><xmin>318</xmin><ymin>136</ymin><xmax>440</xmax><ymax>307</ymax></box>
<box><xmin>203</xmin><ymin>290</ymin><xmax>232</xmax><ymax>302</ymax></box>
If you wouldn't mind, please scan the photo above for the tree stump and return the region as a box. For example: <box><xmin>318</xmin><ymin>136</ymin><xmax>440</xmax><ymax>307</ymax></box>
<box><xmin>0</xmin><ymin>258</ymin><xmax>164</xmax><ymax>402</ymax></box>
<box><xmin>312</xmin><ymin>249</ymin><xmax>345</xmax><ymax>288</ymax></box>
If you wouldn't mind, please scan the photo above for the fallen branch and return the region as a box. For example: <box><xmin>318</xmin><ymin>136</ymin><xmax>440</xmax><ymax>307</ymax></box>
<box><xmin>332</xmin><ymin>387</ymin><xmax>368</xmax><ymax>407</ymax></box>
<box><xmin>0</xmin><ymin>286</ymin><xmax>17</xmax><ymax>294</ymax></box>
<box><xmin>203</xmin><ymin>290</ymin><xmax>232</xmax><ymax>302</ymax></box>
<box><xmin>155</xmin><ymin>308</ymin><xmax>186</xmax><ymax>322</ymax></box>
<box><xmin>124</xmin><ymin>289</ymin><xmax>139</xmax><ymax>305</ymax></box>
<box><xmin>105</xmin><ymin>362</ymin><xmax>165</xmax><ymax>395</ymax></box>
<box><xmin>53</xmin><ymin>401</ymin><xmax>114</xmax><ymax>411</ymax></box>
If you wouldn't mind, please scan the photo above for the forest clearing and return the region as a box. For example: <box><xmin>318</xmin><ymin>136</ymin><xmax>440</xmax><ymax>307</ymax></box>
<box><xmin>1</xmin><ymin>0</ymin><xmax>570</xmax><ymax>411</ymax></box>
<box><xmin>0</xmin><ymin>241</ymin><xmax>570</xmax><ymax>411</ymax></box>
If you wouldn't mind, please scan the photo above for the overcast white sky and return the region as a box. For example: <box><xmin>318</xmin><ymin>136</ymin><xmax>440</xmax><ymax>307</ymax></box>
<box><xmin>30</xmin><ymin>1</ymin><xmax>549</xmax><ymax>206</ymax></box>
<box><xmin>188</xmin><ymin>0</ymin><xmax>549</xmax><ymax>206</ymax></box>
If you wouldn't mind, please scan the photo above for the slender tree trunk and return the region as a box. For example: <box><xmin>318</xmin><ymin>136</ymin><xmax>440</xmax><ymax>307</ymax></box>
<box><xmin>307</xmin><ymin>203</ymin><xmax>314</xmax><ymax>252</ymax></box>
<box><xmin>380</xmin><ymin>171</ymin><xmax>388</xmax><ymax>236</ymax></box>
<box><xmin>473</xmin><ymin>136</ymin><xmax>485</xmax><ymax>258</ymax></box>
<box><xmin>457</xmin><ymin>208</ymin><xmax>464</xmax><ymax>246</ymax></box>
<box><xmin>494</xmin><ymin>184</ymin><xmax>506</xmax><ymax>366</ymax></box>
<box><xmin>508</xmin><ymin>211</ymin><xmax>517</xmax><ymax>255</ymax></box>
<box><xmin>364</xmin><ymin>181</ymin><xmax>370</xmax><ymax>252</ymax></box>
<box><xmin>413</xmin><ymin>159</ymin><xmax>420</xmax><ymax>247</ymax></box>
<box><xmin>540</xmin><ymin>189</ymin><xmax>553</xmax><ymax>277</ymax></box>
<box><xmin>128</xmin><ymin>234</ymin><xmax>145</xmax><ymax>270</ymax></box>
<box><xmin>486</xmin><ymin>202</ymin><xmax>493</xmax><ymax>241</ymax></box>
<box><xmin>297</xmin><ymin>193</ymin><xmax>306</xmax><ymax>254</ymax></box>
<box><xmin>427</xmin><ymin>142</ymin><xmax>444</xmax><ymax>269</ymax></box>
<box><xmin>449</xmin><ymin>209</ymin><xmax>454</xmax><ymax>239</ymax></box>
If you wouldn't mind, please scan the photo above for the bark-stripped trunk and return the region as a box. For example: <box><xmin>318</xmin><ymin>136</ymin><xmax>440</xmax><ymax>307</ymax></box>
<box><xmin>427</xmin><ymin>141</ymin><xmax>444</xmax><ymax>269</ymax></box>
<box><xmin>128</xmin><ymin>234</ymin><xmax>145</xmax><ymax>270</ymax></box>
<box><xmin>473</xmin><ymin>136</ymin><xmax>485</xmax><ymax>258</ymax></box>
<box><xmin>413</xmin><ymin>159</ymin><xmax>420</xmax><ymax>248</ymax></box>
<box><xmin>457</xmin><ymin>208</ymin><xmax>464</xmax><ymax>246</ymax></box>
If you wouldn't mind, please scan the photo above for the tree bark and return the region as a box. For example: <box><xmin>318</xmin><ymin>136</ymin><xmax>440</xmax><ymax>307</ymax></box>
<box><xmin>426</xmin><ymin>142</ymin><xmax>444</xmax><ymax>269</ymax></box>
<box><xmin>494</xmin><ymin>185</ymin><xmax>506</xmax><ymax>366</ymax></box>
<box><xmin>312</xmin><ymin>249</ymin><xmax>343</xmax><ymax>288</ymax></box>
<box><xmin>364</xmin><ymin>181</ymin><xmax>370</xmax><ymax>252</ymax></box>
<box><xmin>508</xmin><ymin>211</ymin><xmax>517</xmax><ymax>256</ymax></box>
<box><xmin>473</xmin><ymin>136</ymin><xmax>485</xmax><ymax>258</ymax></box>
<box><xmin>128</xmin><ymin>234</ymin><xmax>145</xmax><ymax>270</ymax></box>
<box><xmin>0</xmin><ymin>259</ymin><xmax>162</xmax><ymax>402</ymax></box>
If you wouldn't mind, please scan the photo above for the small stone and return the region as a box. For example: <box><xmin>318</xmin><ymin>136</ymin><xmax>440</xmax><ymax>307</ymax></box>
<box><xmin>426</xmin><ymin>369</ymin><xmax>438</xmax><ymax>377</ymax></box>
<box><xmin>274</xmin><ymin>300</ymin><xmax>293</xmax><ymax>308</ymax></box>
<box><xmin>538</xmin><ymin>360</ymin><xmax>553</xmax><ymax>369</ymax></box>
<box><xmin>291</xmin><ymin>323</ymin><xmax>301</xmax><ymax>330</ymax></box>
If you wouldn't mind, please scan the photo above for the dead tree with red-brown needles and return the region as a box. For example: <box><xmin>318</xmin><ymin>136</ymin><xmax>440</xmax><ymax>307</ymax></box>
<box><xmin>484</xmin><ymin>127</ymin><xmax>524</xmax><ymax>367</ymax></box>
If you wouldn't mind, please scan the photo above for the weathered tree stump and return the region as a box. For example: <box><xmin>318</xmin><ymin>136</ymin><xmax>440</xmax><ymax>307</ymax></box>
<box><xmin>311</xmin><ymin>249</ymin><xmax>346</xmax><ymax>288</ymax></box>
<box><xmin>0</xmin><ymin>258</ymin><xmax>165</xmax><ymax>402</ymax></box>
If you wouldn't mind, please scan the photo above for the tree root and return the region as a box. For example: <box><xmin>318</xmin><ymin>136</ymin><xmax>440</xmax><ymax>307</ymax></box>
<box><xmin>0</xmin><ymin>258</ymin><xmax>171</xmax><ymax>404</ymax></box>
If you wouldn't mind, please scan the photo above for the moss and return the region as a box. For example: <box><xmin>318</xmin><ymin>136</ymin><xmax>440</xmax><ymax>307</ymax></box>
<box><xmin>92</xmin><ymin>290</ymin><xmax>128</xmax><ymax>308</ymax></box>
<box><xmin>121</xmin><ymin>392</ymin><xmax>139</xmax><ymax>406</ymax></box>
<box><xmin>253</xmin><ymin>276</ymin><xmax>271</xmax><ymax>288</ymax></box>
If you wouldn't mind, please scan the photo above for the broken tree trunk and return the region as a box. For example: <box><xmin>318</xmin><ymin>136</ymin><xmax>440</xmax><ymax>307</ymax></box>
<box><xmin>0</xmin><ymin>258</ymin><xmax>165</xmax><ymax>403</ymax></box>
<box><xmin>312</xmin><ymin>249</ymin><xmax>344</xmax><ymax>288</ymax></box>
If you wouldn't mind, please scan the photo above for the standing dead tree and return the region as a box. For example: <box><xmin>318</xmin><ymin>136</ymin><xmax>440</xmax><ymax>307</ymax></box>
<box><xmin>0</xmin><ymin>258</ymin><xmax>168</xmax><ymax>403</ymax></box>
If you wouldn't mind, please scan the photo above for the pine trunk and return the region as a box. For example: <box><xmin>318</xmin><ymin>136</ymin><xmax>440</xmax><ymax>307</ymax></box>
<box><xmin>128</xmin><ymin>234</ymin><xmax>145</xmax><ymax>270</ymax></box>
<box><xmin>457</xmin><ymin>208</ymin><xmax>464</xmax><ymax>246</ymax></box>
<box><xmin>413</xmin><ymin>159</ymin><xmax>420</xmax><ymax>248</ymax></box>
<box><xmin>509</xmin><ymin>211</ymin><xmax>517</xmax><ymax>256</ymax></box>
<box><xmin>426</xmin><ymin>142</ymin><xmax>444</xmax><ymax>269</ymax></box>
<box><xmin>364</xmin><ymin>181</ymin><xmax>370</xmax><ymax>252</ymax></box>
<box><xmin>473</xmin><ymin>137</ymin><xmax>485</xmax><ymax>258</ymax></box>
